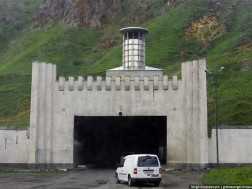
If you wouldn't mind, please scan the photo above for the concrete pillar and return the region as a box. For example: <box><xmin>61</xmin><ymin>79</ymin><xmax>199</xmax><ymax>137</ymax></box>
<box><xmin>192</xmin><ymin>60</ymin><xmax>200</xmax><ymax>162</ymax></box>
<box><xmin>45</xmin><ymin>63</ymin><xmax>55</xmax><ymax>164</ymax></box>
<box><xmin>181</xmin><ymin>59</ymin><xmax>208</xmax><ymax>167</ymax></box>
<box><xmin>185</xmin><ymin>61</ymin><xmax>194</xmax><ymax>163</ymax></box>
<box><xmin>37</xmin><ymin>62</ymin><xmax>46</xmax><ymax>163</ymax></box>
<box><xmin>28</xmin><ymin>61</ymin><xmax>39</xmax><ymax>163</ymax></box>
<box><xmin>29</xmin><ymin>62</ymin><xmax>56</xmax><ymax>164</ymax></box>
<box><xmin>199</xmin><ymin>59</ymin><xmax>208</xmax><ymax>165</ymax></box>
<box><xmin>180</xmin><ymin>62</ymin><xmax>187</xmax><ymax>164</ymax></box>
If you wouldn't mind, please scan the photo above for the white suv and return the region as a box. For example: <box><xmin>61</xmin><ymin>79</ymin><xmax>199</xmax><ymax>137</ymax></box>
<box><xmin>115</xmin><ymin>154</ymin><xmax>162</xmax><ymax>187</ymax></box>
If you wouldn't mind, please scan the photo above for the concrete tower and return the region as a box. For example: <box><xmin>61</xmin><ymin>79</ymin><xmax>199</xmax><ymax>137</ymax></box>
<box><xmin>106</xmin><ymin>27</ymin><xmax>163</xmax><ymax>79</ymax></box>
<box><xmin>120</xmin><ymin>27</ymin><xmax>148</xmax><ymax>70</ymax></box>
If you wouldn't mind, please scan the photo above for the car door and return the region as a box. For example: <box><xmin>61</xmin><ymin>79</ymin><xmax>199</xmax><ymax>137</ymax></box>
<box><xmin>117</xmin><ymin>158</ymin><xmax>127</xmax><ymax>181</ymax></box>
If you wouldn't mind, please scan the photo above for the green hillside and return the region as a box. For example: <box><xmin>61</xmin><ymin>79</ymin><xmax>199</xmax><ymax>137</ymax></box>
<box><xmin>0</xmin><ymin>0</ymin><xmax>251</xmax><ymax>132</ymax></box>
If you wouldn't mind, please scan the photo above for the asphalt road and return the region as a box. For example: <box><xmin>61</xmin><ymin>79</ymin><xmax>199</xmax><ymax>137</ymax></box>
<box><xmin>0</xmin><ymin>168</ymin><xmax>203</xmax><ymax>189</ymax></box>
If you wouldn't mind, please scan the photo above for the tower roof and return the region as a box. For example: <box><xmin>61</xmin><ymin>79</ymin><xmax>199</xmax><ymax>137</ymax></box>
<box><xmin>120</xmin><ymin>27</ymin><xmax>148</xmax><ymax>35</ymax></box>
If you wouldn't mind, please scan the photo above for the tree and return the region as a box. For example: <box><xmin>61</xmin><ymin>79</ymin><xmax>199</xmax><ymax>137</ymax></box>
<box><xmin>185</xmin><ymin>15</ymin><xmax>226</xmax><ymax>48</ymax></box>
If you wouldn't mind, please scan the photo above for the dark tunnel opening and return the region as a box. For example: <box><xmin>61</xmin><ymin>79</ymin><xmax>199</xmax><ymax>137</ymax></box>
<box><xmin>74</xmin><ymin>116</ymin><xmax>167</xmax><ymax>168</ymax></box>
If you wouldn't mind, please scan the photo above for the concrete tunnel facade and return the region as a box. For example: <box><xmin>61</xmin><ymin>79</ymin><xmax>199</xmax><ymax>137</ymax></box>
<box><xmin>27</xmin><ymin>57</ymin><xmax>208</xmax><ymax>168</ymax></box>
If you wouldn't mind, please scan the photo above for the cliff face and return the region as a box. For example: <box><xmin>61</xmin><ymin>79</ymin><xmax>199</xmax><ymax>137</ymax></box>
<box><xmin>31</xmin><ymin>0</ymin><xmax>171</xmax><ymax>29</ymax></box>
<box><xmin>0</xmin><ymin>0</ymin><xmax>26</xmax><ymax>26</ymax></box>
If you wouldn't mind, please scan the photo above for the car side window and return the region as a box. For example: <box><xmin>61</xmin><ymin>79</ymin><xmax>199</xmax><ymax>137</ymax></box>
<box><xmin>120</xmin><ymin>158</ymin><xmax>125</xmax><ymax>167</ymax></box>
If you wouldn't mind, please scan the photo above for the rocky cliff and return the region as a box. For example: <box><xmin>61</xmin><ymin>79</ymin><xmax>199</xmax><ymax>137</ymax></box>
<box><xmin>0</xmin><ymin>0</ymin><xmax>26</xmax><ymax>28</ymax></box>
<box><xmin>31</xmin><ymin>0</ymin><xmax>173</xmax><ymax>29</ymax></box>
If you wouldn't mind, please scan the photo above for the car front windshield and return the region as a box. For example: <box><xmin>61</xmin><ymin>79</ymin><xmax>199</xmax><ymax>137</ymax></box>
<box><xmin>137</xmin><ymin>156</ymin><xmax>159</xmax><ymax>167</ymax></box>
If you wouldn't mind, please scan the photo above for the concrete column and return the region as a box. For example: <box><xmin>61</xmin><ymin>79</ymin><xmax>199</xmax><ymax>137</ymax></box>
<box><xmin>45</xmin><ymin>63</ymin><xmax>55</xmax><ymax>164</ymax></box>
<box><xmin>192</xmin><ymin>60</ymin><xmax>200</xmax><ymax>162</ymax></box>
<box><xmin>28</xmin><ymin>61</ymin><xmax>39</xmax><ymax>163</ymax></box>
<box><xmin>185</xmin><ymin>61</ymin><xmax>194</xmax><ymax>163</ymax></box>
<box><xmin>29</xmin><ymin>62</ymin><xmax>56</xmax><ymax>164</ymax></box>
<box><xmin>37</xmin><ymin>62</ymin><xmax>46</xmax><ymax>163</ymax></box>
<box><xmin>199</xmin><ymin>59</ymin><xmax>208</xmax><ymax>164</ymax></box>
<box><xmin>180</xmin><ymin>62</ymin><xmax>187</xmax><ymax>164</ymax></box>
<box><xmin>182</xmin><ymin>59</ymin><xmax>208</xmax><ymax>167</ymax></box>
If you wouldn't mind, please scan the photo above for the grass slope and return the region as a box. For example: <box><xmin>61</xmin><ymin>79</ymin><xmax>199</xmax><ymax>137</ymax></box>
<box><xmin>202</xmin><ymin>166</ymin><xmax>252</xmax><ymax>185</ymax></box>
<box><xmin>206</xmin><ymin>2</ymin><xmax>252</xmax><ymax>129</ymax></box>
<box><xmin>0</xmin><ymin>0</ymin><xmax>251</xmax><ymax>128</ymax></box>
<box><xmin>0</xmin><ymin>0</ymin><xmax>42</xmax><ymax>52</ymax></box>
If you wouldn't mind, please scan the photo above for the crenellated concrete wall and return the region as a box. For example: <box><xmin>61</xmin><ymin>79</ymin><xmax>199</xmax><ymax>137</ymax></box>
<box><xmin>57</xmin><ymin>75</ymin><xmax>177</xmax><ymax>92</ymax></box>
<box><xmin>23</xmin><ymin>59</ymin><xmax>209</xmax><ymax>168</ymax></box>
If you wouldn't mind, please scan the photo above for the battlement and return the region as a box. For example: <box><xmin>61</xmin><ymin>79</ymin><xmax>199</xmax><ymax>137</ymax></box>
<box><xmin>31</xmin><ymin>59</ymin><xmax>207</xmax><ymax>93</ymax></box>
<box><xmin>57</xmin><ymin>75</ymin><xmax>179</xmax><ymax>91</ymax></box>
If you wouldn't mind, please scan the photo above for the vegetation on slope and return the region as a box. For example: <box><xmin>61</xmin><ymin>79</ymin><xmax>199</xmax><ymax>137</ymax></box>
<box><xmin>202</xmin><ymin>166</ymin><xmax>252</xmax><ymax>185</ymax></box>
<box><xmin>0</xmin><ymin>0</ymin><xmax>251</xmax><ymax>129</ymax></box>
<box><xmin>206</xmin><ymin>2</ymin><xmax>252</xmax><ymax>130</ymax></box>
<box><xmin>0</xmin><ymin>0</ymin><xmax>42</xmax><ymax>51</ymax></box>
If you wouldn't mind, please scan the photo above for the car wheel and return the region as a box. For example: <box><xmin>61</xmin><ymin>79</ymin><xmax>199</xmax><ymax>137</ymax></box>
<box><xmin>128</xmin><ymin>175</ymin><xmax>133</xmax><ymax>187</ymax></box>
<box><xmin>154</xmin><ymin>181</ymin><xmax>160</xmax><ymax>187</ymax></box>
<box><xmin>115</xmin><ymin>173</ymin><xmax>120</xmax><ymax>184</ymax></box>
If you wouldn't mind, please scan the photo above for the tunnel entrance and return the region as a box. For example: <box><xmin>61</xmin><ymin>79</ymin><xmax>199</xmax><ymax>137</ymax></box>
<box><xmin>74</xmin><ymin>116</ymin><xmax>167</xmax><ymax>167</ymax></box>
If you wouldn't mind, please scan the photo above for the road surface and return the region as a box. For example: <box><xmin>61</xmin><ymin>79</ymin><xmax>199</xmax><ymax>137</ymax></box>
<box><xmin>0</xmin><ymin>168</ymin><xmax>203</xmax><ymax>189</ymax></box>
